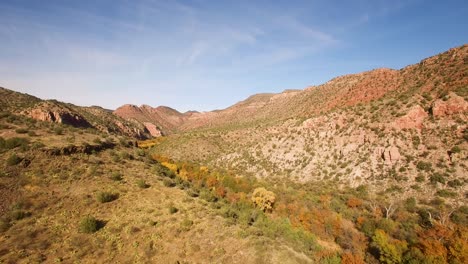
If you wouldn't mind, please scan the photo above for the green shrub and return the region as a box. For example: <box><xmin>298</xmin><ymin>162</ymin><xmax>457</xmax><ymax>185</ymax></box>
<box><xmin>186</xmin><ymin>189</ymin><xmax>199</xmax><ymax>197</ymax></box>
<box><xmin>180</xmin><ymin>218</ymin><xmax>194</xmax><ymax>231</ymax></box>
<box><xmin>110</xmin><ymin>172</ymin><xmax>123</xmax><ymax>181</ymax></box>
<box><xmin>54</xmin><ymin>127</ymin><xmax>64</xmax><ymax>135</ymax></box>
<box><xmin>415</xmin><ymin>175</ymin><xmax>425</xmax><ymax>182</ymax></box>
<box><xmin>0</xmin><ymin>219</ymin><xmax>11</xmax><ymax>232</ymax></box>
<box><xmin>15</xmin><ymin>128</ymin><xmax>28</xmax><ymax>134</ymax></box>
<box><xmin>416</xmin><ymin>161</ymin><xmax>432</xmax><ymax>171</ymax></box>
<box><xmin>163</xmin><ymin>178</ymin><xmax>176</xmax><ymax>187</ymax></box>
<box><xmin>412</xmin><ymin>136</ymin><xmax>420</xmax><ymax>148</ymax></box>
<box><xmin>2</xmin><ymin>137</ymin><xmax>29</xmax><ymax>150</ymax></box>
<box><xmin>429</xmin><ymin>173</ymin><xmax>445</xmax><ymax>184</ymax></box>
<box><xmin>448</xmin><ymin>179</ymin><xmax>463</xmax><ymax>188</ymax></box>
<box><xmin>404</xmin><ymin>197</ymin><xmax>417</xmax><ymax>213</ymax></box>
<box><xmin>6</xmin><ymin>153</ymin><xmax>22</xmax><ymax>166</ymax></box>
<box><xmin>10</xmin><ymin>210</ymin><xmax>31</xmax><ymax>220</ymax></box>
<box><xmin>96</xmin><ymin>191</ymin><xmax>119</xmax><ymax>203</ymax></box>
<box><xmin>451</xmin><ymin>206</ymin><xmax>468</xmax><ymax>225</ymax></box>
<box><xmin>450</xmin><ymin>146</ymin><xmax>461</xmax><ymax>153</ymax></box>
<box><xmin>27</xmin><ymin>131</ymin><xmax>37</xmax><ymax>137</ymax></box>
<box><xmin>168</xmin><ymin>205</ymin><xmax>178</xmax><ymax>214</ymax></box>
<box><xmin>200</xmin><ymin>189</ymin><xmax>217</xmax><ymax>202</ymax></box>
<box><xmin>435</xmin><ymin>189</ymin><xmax>456</xmax><ymax>198</ymax></box>
<box><xmin>119</xmin><ymin>151</ymin><xmax>133</xmax><ymax>160</ymax></box>
<box><xmin>79</xmin><ymin>216</ymin><xmax>101</xmax><ymax>233</ymax></box>
<box><xmin>136</xmin><ymin>179</ymin><xmax>149</xmax><ymax>188</ymax></box>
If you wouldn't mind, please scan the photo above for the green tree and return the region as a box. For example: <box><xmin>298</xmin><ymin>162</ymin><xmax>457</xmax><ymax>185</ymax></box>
<box><xmin>371</xmin><ymin>229</ymin><xmax>407</xmax><ymax>264</ymax></box>
<box><xmin>251</xmin><ymin>187</ymin><xmax>276</xmax><ymax>212</ymax></box>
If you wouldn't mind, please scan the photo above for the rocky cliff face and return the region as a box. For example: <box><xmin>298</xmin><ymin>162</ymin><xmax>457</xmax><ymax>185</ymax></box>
<box><xmin>432</xmin><ymin>92</ymin><xmax>468</xmax><ymax>117</ymax></box>
<box><xmin>23</xmin><ymin>102</ymin><xmax>91</xmax><ymax>127</ymax></box>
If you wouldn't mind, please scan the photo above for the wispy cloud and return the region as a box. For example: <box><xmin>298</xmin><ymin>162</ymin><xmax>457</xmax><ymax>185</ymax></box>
<box><xmin>1</xmin><ymin>0</ymin><xmax>445</xmax><ymax>112</ymax></box>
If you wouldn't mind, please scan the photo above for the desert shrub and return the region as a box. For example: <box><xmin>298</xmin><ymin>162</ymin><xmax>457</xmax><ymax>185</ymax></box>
<box><xmin>153</xmin><ymin>163</ymin><xmax>176</xmax><ymax>178</ymax></box>
<box><xmin>15</xmin><ymin>128</ymin><xmax>28</xmax><ymax>134</ymax></box>
<box><xmin>136</xmin><ymin>179</ymin><xmax>149</xmax><ymax>188</ymax></box>
<box><xmin>27</xmin><ymin>131</ymin><xmax>37</xmax><ymax>137</ymax></box>
<box><xmin>450</xmin><ymin>146</ymin><xmax>461</xmax><ymax>153</ymax></box>
<box><xmin>163</xmin><ymin>178</ymin><xmax>176</xmax><ymax>187</ymax></box>
<box><xmin>53</xmin><ymin>127</ymin><xmax>64</xmax><ymax>135</ymax></box>
<box><xmin>404</xmin><ymin>197</ymin><xmax>417</xmax><ymax>213</ymax></box>
<box><xmin>96</xmin><ymin>191</ymin><xmax>119</xmax><ymax>203</ymax></box>
<box><xmin>93</xmin><ymin>137</ymin><xmax>101</xmax><ymax>144</ymax></box>
<box><xmin>416</xmin><ymin>161</ymin><xmax>432</xmax><ymax>171</ymax></box>
<box><xmin>200</xmin><ymin>189</ymin><xmax>218</xmax><ymax>202</ymax></box>
<box><xmin>429</xmin><ymin>173</ymin><xmax>445</xmax><ymax>184</ymax></box>
<box><xmin>186</xmin><ymin>189</ymin><xmax>199</xmax><ymax>197</ymax></box>
<box><xmin>79</xmin><ymin>216</ymin><xmax>101</xmax><ymax>233</ymax></box>
<box><xmin>111</xmin><ymin>155</ymin><xmax>121</xmax><ymax>162</ymax></box>
<box><xmin>168</xmin><ymin>205</ymin><xmax>178</xmax><ymax>214</ymax></box>
<box><xmin>415</xmin><ymin>175</ymin><xmax>425</xmax><ymax>182</ymax></box>
<box><xmin>435</xmin><ymin>189</ymin><xmax>456</xmax><ymax>198</ymax></box>
<box><xmin>412</xmin><ymin>136</ymin><xmax>420</xmax><ymax>148</ymax></box>
<box><xmin>10</xmin><ymin>210</ymin><xmax>31</xmax><ymax>220</ymax></box>
<box><xmin>450</xmin><ymin>206</ymin><xmax>468</xmax><ymax>225</ymax></box>
<box><xmin>0</xmin><ymin>219</ymin><xmax>11</xmax><ymax>232</ymax></box>
<box><xmin>6</xmin><ymin>153</ymin><xmax>22</xmax><ymax>166</ymax></box>
<box><xmin>251</xmin><ymin>187</ymin><xmax>276</xmax><ymax>212</ymax></box>
<box><xmin>119</xmin><ymin>151</ymin><xmax>133</xmax><ymax>160</ymax></box>
<box><xmin>180</xmin><ymin>218</ymin><xmax>194</xmax><ymax>231</ymax></box>
<box><xmin>2</xmin><ymin>137</ymin><xmax>29</xmax><ymax>150</ymax></box>
<box><xmin>110</xmin><ymin>172</ymin><xmax>123</xmax><ymax>181</ymax></box>
<box><xmin>447</xmin><ymin>179</ymin><xmax>463</xmax><ymax>188</ymax></box>
<box><xmin>136</xmin><ymin>149</ymin><xmax>145</xmax><ymax>157</ymax></box>
<box><xmin>119</xmin><ymin>138</ymin><xmax>130</xmax><ymax>147</ymax></box>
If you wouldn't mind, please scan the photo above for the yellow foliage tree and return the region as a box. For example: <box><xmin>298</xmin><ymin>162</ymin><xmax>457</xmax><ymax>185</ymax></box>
<box><xmin>251</xmin><ymin>187</ymin><xmax>276</xmax><ymax>212</ymax></box>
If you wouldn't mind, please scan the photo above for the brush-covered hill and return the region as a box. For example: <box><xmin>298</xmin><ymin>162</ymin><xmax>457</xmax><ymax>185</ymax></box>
<box><xmin>0</xmin><ymin>110</ymin><xmax>319</xmax><ymax>263</ymax></box>
<box><xmin>0</xmin><ymin>87</ymin><xmax>151</xmax><ymax>139</ymax></box>
<box><xmin>153</xmin><ymin>45</ymin><xmax>468</xmax><ymax>190</ymax></box>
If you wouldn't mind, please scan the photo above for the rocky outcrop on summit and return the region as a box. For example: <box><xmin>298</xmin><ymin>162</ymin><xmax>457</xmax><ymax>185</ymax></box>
<box><xmin>432</xmin><ymin>92</ymin><xmax>468</xmax><ymax>117</ymax></box>
<box><xmin>23</xmin><ymin>102</ymin><xmax>91</xmax><ymax>127</ymax></box>
<box><xmin>114</xmin><ymin>104</ymin><xmax>184</xmax><ymax>135</ymax></box>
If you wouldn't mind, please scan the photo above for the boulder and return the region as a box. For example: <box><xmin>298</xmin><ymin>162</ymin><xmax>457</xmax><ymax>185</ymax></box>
<box><xmin>432</xmin><ymin>92</ymin><xmax>468</xmax><ymax>117</ymax></box>
<box><xmin>143</xmin><ymin>122</ymin><xmax>163</xmax><ymax>137</ymax></box>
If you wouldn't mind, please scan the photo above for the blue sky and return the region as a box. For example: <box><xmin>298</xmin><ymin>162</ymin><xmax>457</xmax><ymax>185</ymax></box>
<box><xmin>0</xmin><ymin>0</ymin><xmax>467</xmax><ymax>112</ymax></box>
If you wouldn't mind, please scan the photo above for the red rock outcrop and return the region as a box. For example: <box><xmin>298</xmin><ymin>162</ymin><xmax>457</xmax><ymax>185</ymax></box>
<box><xmin>24</xmin><ymin>102</ymin><xmax>90</xmax><ymax>127</ymax></box>
<box><xmin>432</xmin><ymin>92</ymin><xmax>468</xmax><ymax>117</ymax></box>
<box><xmin>392</xmin><ymin>105</ymin><xmax>428</xmax><ymax>130</ymax></box>
<box><xmin>143</xmin><ymin>122</ymin><xmax>163</xmax><ymax>137</ymax></box>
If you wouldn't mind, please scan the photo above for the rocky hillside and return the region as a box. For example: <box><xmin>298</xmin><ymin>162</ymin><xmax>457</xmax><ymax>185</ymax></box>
<box><xmin>0</xmin><ymin>88</ymin><xmax>151</xmax><ymax>139</ymax></box>
<box><xmin>152</xmin><ymin>45</ymin><xmax>468</xmax><ymax>202</ymax></box>
<box><xmin>114</xmin><ymin>45</ymin><xmax>467</xmax><ymax>134</ymax></box>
